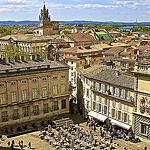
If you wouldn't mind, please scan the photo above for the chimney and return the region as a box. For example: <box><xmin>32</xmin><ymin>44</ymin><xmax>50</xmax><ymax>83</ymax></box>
<box><xmin>2</xmin><ymin>58</ymin><xmax>6</xmax><ymax>64</ymax></box>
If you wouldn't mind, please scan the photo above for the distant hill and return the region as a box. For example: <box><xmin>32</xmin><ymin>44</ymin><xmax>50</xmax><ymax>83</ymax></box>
<box><xmin>0</xmin><ymin>20</ymin><xmax>150</xmax><ymax>26</ymax></box>
<box><xmin>0</xmin><ymin>20</ymin><xmax>39</xmax><ymax>26</ymax></box>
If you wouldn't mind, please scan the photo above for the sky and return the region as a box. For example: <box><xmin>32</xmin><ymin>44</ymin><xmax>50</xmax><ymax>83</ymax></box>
<box><xmin>0</xmin><ymin>0</ymin><xmax>150</xmax><ymax>22</ymax></box>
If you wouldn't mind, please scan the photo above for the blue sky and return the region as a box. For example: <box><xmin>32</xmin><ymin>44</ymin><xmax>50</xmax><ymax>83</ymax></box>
<box><xmin>0</xmin><ymin>0</ymin><xmax>150</xmax><ymax>22</ymax></box>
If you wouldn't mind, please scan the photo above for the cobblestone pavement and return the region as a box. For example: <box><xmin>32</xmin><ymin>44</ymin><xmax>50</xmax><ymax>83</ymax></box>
<box><xmin>0</xmin><ymin>113</ymin><xmax>149</xmax><ymax>150</ymax></box>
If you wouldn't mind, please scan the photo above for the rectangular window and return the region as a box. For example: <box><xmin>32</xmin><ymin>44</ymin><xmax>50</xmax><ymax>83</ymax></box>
<box><xmin>112</xmin><ymin>100</ymin><xmax>116</xmax><ymax>108</ymax></box>
<box><xmin>32</xmin><ymin>88</ymin><xmax>37</xmax><ymax>99</ymax></box>
<box><xmin>62</xmin><ymin>99</ymin><xmax>66</xmax><ymax>109</ymax></box>
<box><xmin>11</xmin><ymin>92</ymin><xmax>17</xmax><ymax>102</ymax></box>
<box><xmin>1</xmin><ymin>93</ymin><xmax>6</xmax><ymax>104</ymax></box>
<box><xmin>118</xmin><ymin>111</ymin><xmax>121</xmax><ymax>120</ymax></box>
<box><xmin>1</xmin><ymin>111</ymin><xmax>8</xmax><ymax>122</ymax></box>
<box><xmin>0</xmin><ymin>83</ymin><xmax>5</xmax><ymax>87</ymax></box>
<box><xmin>61</xmin><ymin>84</ymin><xmax>66</xmax><ymax>95</ymax></box>
<box><xmin>13</xmin><ymin>109</ymin><xmax>19</xmax><ymax>120</ymax></box>
<box><xmin>32</xmin><ymin>79</ymin><xmax>37</xmax><ymax>83</ymax></box>
<box><xmin>124</xmin><ymin>113</ymin><xmax>127</xmax><ymax>122</ymax></box>
<box><xmin>22</xmin><ymin>90</ymin><xmax>27</xmax><ymax>101</ymax></box>
<box><xmin>53</xmin><ymin>76</ymin><xmax>57</xmax><ymax>80</ymax></box>
<box><xmin>104</xmin><ymin>98</ymin><xmax>108</xmax><ymax>105</ymax></box>
<box><xmin>53</xmin><ymin>85</ymin><xmax>58</xmax><ymax>96</ymax></box>
<box><xmin>86</xmin><ymin>79</ymin><xmax>89</xmax><ymax>85</ymax></box>
<box><xmin>33</xmin><ymin>105</ymin><xmax>39</xmax><ymax>115</ymax></box>
<box><xmin>21</xmin><ymin>80</ymin><xmax>27</xmax><ymax>84</ymax></box>
<box><xmin>54</xmin><ymin>101</ymin><xmax>59</xmax><ymax>110</ymax></box>
<box><xmin>43</xmin><ymin>103</ymin><xmax>49</xmax><ymax>113</ymax></box>
<box><xmin>42</xmin><ymin>87</ymin><xmax>47</xmax><ymax>97</ymax></box>
<box><xmin>23</xmin><ymin>107</ymin><xmax>29</xmax><ymax>117</ymax></box>
<box><xmin>119</xmin><ymin>102</ymin><xmax>122</xmax><ymax>110</ymax></box>
<box><xmin>42</xmin><ymin>77</ymin><xmax>47</xmax><ymax>81</ymax></box>
<box><xmin>93</xmin><ymin>102</ymin><xmax>96</xmax><ymax>110</ymax></box>
<box><xmin>140</xmin><ymin>124</ymin><xmax>148</xmax><ymax>135</ymax></box>
<box><xmin>104</xmin><ymin>106</ymin><xmax>107</xmax><ymax>114</ymax></box>
<box><xmin>87</xmin><ymin>101</ymin><xmax>89</xmax><ymax>109</ymax></box>
<box><xmin>61</xmin><ymin>75</ymin><xmax>65</xmax><ymax>79</ymax></box>
<box><xmin>99</xmin><ymin>104</ymin><xmax>101</xmax><ymax>112</ymax></box>
<box><xmin>99</xmin><ymin>83</ymin><xmax>101</xmax><ymax>91</ymax></box>
<box><xmin>115</xmin><ymin>88</ymin><xmax>119</xmax><ymax>96</ymax></box>
<box><xmin>87</xmin><ymin>89</ymin><xmax>89</xmax><ymax>97</ymax></box>
<box><xmin>11</xmin><ymin>81</ymin><xmax>16</xmax><ymax>85</ymax></box>
<box><xmin>80</xmin><ymin>61</ymin><xmax>82</xmax><ymax>64</ymax></box>
<box><xmin>71</xmin><ymin>61</ymin><xmax>73</xmax><ymax>64</ymax></box>
<box><xmin>112</xmin><ymin>109</ymin><xmax>115</xmax><ymax>118</ymax></box>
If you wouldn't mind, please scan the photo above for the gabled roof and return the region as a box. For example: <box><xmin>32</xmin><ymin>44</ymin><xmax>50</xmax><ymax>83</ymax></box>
<box><xmin>65</xmin><ymin>33</ymin><xmax>96</xmax><ymax>42</ymax></box>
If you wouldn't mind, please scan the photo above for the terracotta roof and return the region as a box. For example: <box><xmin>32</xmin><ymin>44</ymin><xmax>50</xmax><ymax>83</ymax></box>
<box><xmin>65</xmin><ymin>33</ymin><xmax>96</xmax><ymax>42</ymax></box>
<box><xmin>122</xmin><ymin>38</ymin><xmax>132</xmax><ymax>41</ymax></box>
<box><xmin>52</xmin><ymin>39</ymin><xmax>66</xmax><ymax>43</ymax></box>
<box><xmin>57</xmin><ymin>46</ymin><xmax>103</xmax><ymax>54</ymax></box>
<box><xmin>103</xmin><ymin>47</ymin><xmax>125</xmax><ymax>55</ymax></box>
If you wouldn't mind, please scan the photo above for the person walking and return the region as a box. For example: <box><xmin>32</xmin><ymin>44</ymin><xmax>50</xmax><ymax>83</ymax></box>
<box><xmin>28</xmin><ymin>142</ymin><xmax>31</xmax><ymax>149</ymax></box>
<box><xmin>7</xmin><ymin>141</ymin><xmax>10</xmax><ymax>147</ymax></box>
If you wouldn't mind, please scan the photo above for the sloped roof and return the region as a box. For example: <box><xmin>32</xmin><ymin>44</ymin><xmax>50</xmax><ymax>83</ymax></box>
<box><xmin>65</xmin><ymin>33</ymin><xmax>96</xmax><ymax>42</ymax></box>
<box><xmin>103</xmin><ymin>47</ymin><xmax>125</xmax><ymax>55</ymax></box>
<box><xmin>0</xmin><ymin>34</ymin><xmax>58</xmax><ymax>42</ymax></box>
<box><xmin>78</xmin><ymin>64</ymin><xmax>134</xmax><ymax>89</ymax></box>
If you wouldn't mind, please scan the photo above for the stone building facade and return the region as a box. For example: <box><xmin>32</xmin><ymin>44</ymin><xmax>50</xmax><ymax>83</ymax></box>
<box><xmin>132</xmin><ymin>65</ymin><xmax>150</xmax><ymax>140</ymax></box>
<box><xmin>0</xmin><ymin>59</ymin><xmax>69</xmax><ymax>130</ymax></box>
<box><xmin>77</xmin><ymin>64</ymin><xmax>136</xmax><ymax>131</ymax></box>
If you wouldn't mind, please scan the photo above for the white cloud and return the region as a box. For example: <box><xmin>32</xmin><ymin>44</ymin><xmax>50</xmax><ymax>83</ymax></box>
<box><xmin>47</xmin><ymin>3</ymin><xmax>118</xmax><ymax>9</ymax></box>
<box><xmin>112</xmin><ymin>0</ymin><xmax>150</xmax><ymax>8</ymax></box>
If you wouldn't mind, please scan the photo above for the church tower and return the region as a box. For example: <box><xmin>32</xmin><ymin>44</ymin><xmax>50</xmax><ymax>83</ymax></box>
<box><xmin>38</xmin><ymin>2</ymin><xmax>59</xmax><ymax>36</ymax></box>
<box><xmin>39</xmin><ymin>2</ymin><xmax>51</xmax><ymax>27</ymax></box>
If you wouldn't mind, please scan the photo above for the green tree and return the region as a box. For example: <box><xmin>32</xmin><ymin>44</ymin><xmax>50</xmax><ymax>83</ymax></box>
<box><xmin>3</xmin><ymin>44</ymin><xmax>24</xmax><ymax>60</ymax></box>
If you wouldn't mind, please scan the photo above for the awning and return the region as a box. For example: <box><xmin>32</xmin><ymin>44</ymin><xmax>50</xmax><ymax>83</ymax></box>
<box><xmin>96</xmin><ymin>113</ymin><xmax>108</xmax><ymax>122</ymax></box>
<box><xmin>110</xmin><ymin>119</ymin><xmax>131</xmax><ymax>130</ymax></box>
<box><xmin>88</xmin><ymin>111</ymin><xmax>108</xmax><ymax>122</ymax></box>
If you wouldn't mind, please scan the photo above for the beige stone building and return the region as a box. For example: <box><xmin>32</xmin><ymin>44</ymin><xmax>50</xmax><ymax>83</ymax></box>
<box><xmin>132</xmin><ymin>64</ymin><xmax>150</xmax><ymax>140</ymax></box>
<box><xmin>0</xmin><ymin>59</ymin><xmax>69</xmax><ymax>131</ymax></box>
<box><xmin>77</xmin><ymin>64</ymin><xmax>136</xmax><ymax>131</ymax></box>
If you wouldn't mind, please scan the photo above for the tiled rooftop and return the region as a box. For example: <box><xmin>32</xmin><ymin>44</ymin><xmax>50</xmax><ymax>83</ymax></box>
<box><xmin>78</xmin><ymin>64</ymin><xmax>134</xmax><ymax>89</ymax></box>
<box><xmin>0</xmin><ymin>34</ymin><xmax>59</xmax><ymax>42</ymax></box>
<box><xmin>0</xmin><ymin>59</ymin><xmax>68</xmax><ymax>74</ymax></box>
<box><xmin>65</xmin><ymin>33</ymin><xmax>96</xmax><ymax>42</ymax></box>
<box><xmin>103</xmin><ymin>47</ymin><xmax>125</xmax><ymax>55</ymax></box>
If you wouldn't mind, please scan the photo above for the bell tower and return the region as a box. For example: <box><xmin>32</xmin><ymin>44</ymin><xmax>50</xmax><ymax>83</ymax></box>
<box><xmin>39</xmin><ymin>1</ymin><xmax>51</xmax><ymax>27</ymax></box>
<box><xmin>38</xmin><ymin>1</ymin><xmax>59</xmax><ymax>36</ymax></box>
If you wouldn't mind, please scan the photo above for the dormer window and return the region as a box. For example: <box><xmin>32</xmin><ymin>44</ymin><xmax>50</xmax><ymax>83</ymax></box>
<box><xmin>32</xmin><ymin>79</ymin><xmax>37</xmax><ymax>83</ymax></box>
<box><xmin>11</xmin><ymin>81</ymin><xmax>16</xmax><ymax>86</ymax></box>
